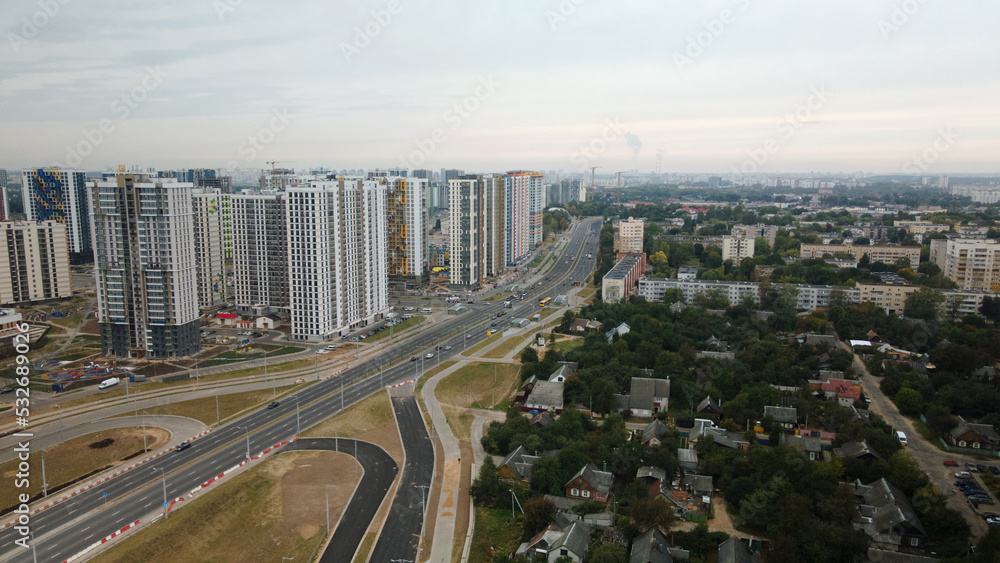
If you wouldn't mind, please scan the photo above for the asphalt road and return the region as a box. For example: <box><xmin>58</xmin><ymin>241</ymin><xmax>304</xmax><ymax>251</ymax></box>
<box><xmin>281</xmin><ymin>438</ymin><xmax>398</xmax><ymax>563</ymax></box>
<box><xmin>369</xmin><ymin>396</ymin><xmax>434</xmax><ymax>562</ymax></box>
<box><xmin>0</xmin><ymin>217</ymin><xmax>601</xmax><ymax>563</ymax></box>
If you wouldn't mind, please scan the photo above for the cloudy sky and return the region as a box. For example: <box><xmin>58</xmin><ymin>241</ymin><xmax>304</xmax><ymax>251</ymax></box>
<box><xmin>1</xmin><ymin>0</ymin><xmax>998</xmax><ymax>175</ymax></box>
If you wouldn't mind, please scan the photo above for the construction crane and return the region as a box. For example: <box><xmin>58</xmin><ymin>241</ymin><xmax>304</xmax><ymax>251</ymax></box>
<box><xmin>589</xmin><ymin>166</ymin><xmax>601</xmax><ymax>194</ymax></box>
<box><xmin>265</xmin><ymin>160</ymin><xmax>296</xmax><ymax>172</ymax></box>
<box><xmin>616</xmin><ymin>171</ymin><xmax>629</xmax><ymax>205</ymax></box>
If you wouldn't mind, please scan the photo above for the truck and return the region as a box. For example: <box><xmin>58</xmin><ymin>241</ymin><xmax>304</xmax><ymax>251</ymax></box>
<box><xmin>98</xmin><ymin>377</ymin><xmax>120</xmax><ymax>390</ymax></box>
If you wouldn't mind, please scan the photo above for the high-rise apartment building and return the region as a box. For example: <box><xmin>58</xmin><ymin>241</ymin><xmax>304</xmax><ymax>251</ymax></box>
<box><xmin>547</xmin><ymin>179</ymin><xmax>583</xmax><ymax>205</ymax></box>
<box><xmin>448</xmin><ymin>175</ymin><xmax>504</xmax><ymax>288</ymax></box>
<box><xmin>0</xmin><ymin>169</ymin><xmax>7</xmax><ymax>221</ymax></box>
<box><xmin>22</xmin><ymin>168</ymin><xmax>92</xmax><ymax>256</ymax></box>
<box><xmin>191</xmin><ymin>189</ymin><xmax>226</xmax><ymax>309</ymax></box>
<box><xmin>375</xmin><ymin>176</ymin><xmax>427</xmax><ymax>290</ymax></box>
<box><xmin>615</xmin><ymin>217</ymin><xmax>645</xmax><ymax>254</ymax></box>
<box><xmin>721</xmin><ymin>235</ymin><xmax>756</xmax><ymax>266</ymax></box>
<box><xmin>0</xmin><ymin>221</ymin><xmax>71</xmax><ymax>305</ymax></box>
<box><xmin>286</xmin><ymin>179</ymin><xmax>389</xmax><ymax>341</ymax></box>
<box><xmin>92</xmin><ymin>174</ymin><xmax>200</xmax><ymax>358</ymax></box>
<box><xmin>504</xmin><ymin>171</ymin><xmax>544</xmax><ymax>265</ymax></box>
<box><xmin>232</xmin><ymin>190</ymin><xmax>289</xmax><ymax>315</ymax></box>
<box><xmin>731</xmin><ymin>224</ymin><xmax>778</xmax><ymax>246</ymax></box>
<box><xmin>930</xmin><ymin>238</ymin><xmax>1000</xmax><ymax>292</ymax></box>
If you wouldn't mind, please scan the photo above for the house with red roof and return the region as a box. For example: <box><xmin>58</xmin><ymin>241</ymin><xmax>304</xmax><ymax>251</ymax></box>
<box><xmin>821</xmin><ymin>378</ymin><xmax>861</xmax><ymax>406</ymax></box>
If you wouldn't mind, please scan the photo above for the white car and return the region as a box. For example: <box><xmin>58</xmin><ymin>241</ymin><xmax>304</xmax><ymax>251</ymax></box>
<box><xmin>425</xmin><ymin>353</ymin><xmax>434</xmax><ymax>359</ymax></box>
<box><xmin>955</xmin><ymin>471</ymin><xmax>972</xmax><ymax>479</ymax></box>
<box><xmin>316</xmin><ymin>349</ymin><xmax>330</xmax><ymax>355</ymax></box>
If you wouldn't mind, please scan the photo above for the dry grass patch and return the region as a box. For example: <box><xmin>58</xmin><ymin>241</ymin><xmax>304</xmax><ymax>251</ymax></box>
<box><xmin>435</xmin><ymin>362</ymin><xmax>520</xmax><ymax>413</ymax></box>
<box><xmin>462</xmin><ymin>332</ymin><xmax>503</xmax><ymax>356</ymax></box>
<box><xmin>139</xmin><ymin>386</ymin><xmax>301</xmax><ymax>426</ymax></box>
<box><xmin>482</xmin><ymin>332</ymin><xmax>534</xmax><ymax>359</ymax></box>
<box><xmin>91</xmin><ymin>450</ymin><xmax>359</xmax><ymax>563</ymax></box>
<box><xmin>0</xmin><ymin>427</ymin><xmax>169</xmax><ymax>513</ymax></box>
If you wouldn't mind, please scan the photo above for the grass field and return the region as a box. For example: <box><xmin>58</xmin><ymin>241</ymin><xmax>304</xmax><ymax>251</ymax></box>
<box><xmin>56</xmin><ymin>351</ymin><xmax>95</xmax><ymax>362</ymax></box>
<box><xmin>462</xmin><ymin>332</ymin><xmax>503</xmax><ymax>356</ymax></box>
<box><xmin>416</xmin><ymin>361</ymin><xmax>458</xmax><ymax>392</ymax></box>
<box><xmin>200</xmin><ymin>345</ymin><xmax>303</xmax><ymax>367</ymax></box>
<box><xmin>49</xmin><ymin>312</ymin><xmax>84</xmax><ymax>329</ymax></box>
<box><xmin>482</xmin><ymin>332</ymin><xmax>536</xmax><ymax>359</ymax></box>
<box><xmin>138</xmin><ymin>385</ymin><xmax>302</xmax><ymax>426</ymax></box>
<box><xmin>545</xmin><ymin>336</ymin><xmax>584</xmax><ymax>353</ymax></box>
<box><xmin>366</xmin><ymin>316</ymin><xmax>425</xmax><ymax>342</ymax></box>
<box><xmin>354</xmin><ymin>532</ymin><xmax>377</xmax><ymax>562</ymax></box>
<box><xmin>91</xmin><ymin>451</ymin><xmax>359</xmax><ymax>563</ymax></box>
<box><xmin>469</xmin><ymin>507</ymin><xmax>522</xmax><ymax>563</ymax></box>
<box><xmin>435</xmin><ymin>362</ymin><xmax>520</xmax><ymax>411</ymax></box>
<box><xmin>302</xmin><ymin>389</ymin><xmax>394</xmax><ymax>439</ymax></box>
<box><xmin>0</xmin><ymin>427</ymin><xmax>169</xmax><ymax>513</ymax></box>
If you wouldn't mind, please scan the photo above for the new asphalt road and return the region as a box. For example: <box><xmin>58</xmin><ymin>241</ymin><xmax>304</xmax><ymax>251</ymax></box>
<box><xmin>0</xmin><ymin>217</ymin><xmax>601</xmax><ymax>563</ymax></box>
<box><xmin>369</xmin><ymin>395</ymin><xmax>433</xmax><ymax>562</ymax></box>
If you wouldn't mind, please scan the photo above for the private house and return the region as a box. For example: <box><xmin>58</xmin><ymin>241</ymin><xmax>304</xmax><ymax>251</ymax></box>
<box><xmin>779</xmin><ymin>433</ymin><xmax>823</xmax><ymax>461</ymax></box>
<box><xmin>606</xmin><ymin>322</ymin><xmax>631</xmax><ymax>343</ymax></box>
<box><xmin>852</xmin><ymin>478</ymin><xmax>928</xmax><ymax>550</ymax></box>
<box><xmin>530</xmin><ymin>412</ymin><xmax>555</xmax><ymax>428</ymax></box>
<box><xmin>516</xmin><ymin>376</ymin><xmax>538</xmax><ymax>403</ymax></box>
<box><xmin>215</xmin><ymin>312</ymin><xmax>238</xmax><ymax>326</ymax></box>
<box><xmin>630</xmin><ymin>528</ymin><xmax>675</xmax><ymax>563</ymax></box>
<box><xmin>548</xmin><ymin>362</ymin><xmax>578</xmax><ymax>383</ymax></box>
<box><xmin>821</xmin><ymin>378</ymin><xmax>862</xmax><ymax>406</ymax></box>
<box><xmin>570</xmin><ymin>318</ymin><xmax>603</xmax><ymax>333</ymax></box>
<box><xmin>648</xmin><ymin>481</ymin><xmax>691</xmax><ymax>519</ymax></box>
<box><xmin>616</xmin><ymin>377</ymin><xmax>671</xmax><ymax>417</ymax></box>
<box><xmin>547</xmin><ymin>522</ymin><xmax>590</xmax><ymax>562</ymax></box>
<box><xmin>636</xmin><ymin>466</ymin><xmax>667</xmax><ymax>486</ymax></box>
<box><xmin>678</xmin><ymin>448</ymin><xmax>698</xmax><ymax>472</ymax></box>
<box><xmin>948</xmin><ymin>416</ymin><xmax>1000</xmax><ymax>451</ymax></box>
<box><xmin>519</xmin><ymin>525</ymin><xmax>566</xmax><ymax>560</ymax></box>
<box><xmin>524</xmin><ymin>380</ymin><xmax>565</xmax><ymax>413</ymax></box>
<box><xmin>640</xmin><ymin>420</ymin><xmax>669</xmax><ymax>448</ymax></box>
<box><xmin>686</xmin><ymin>474</ymin><xmax>713</xmax><ymax>498</ymax></box>
<box><xmin>703</xmin><ymin>426</ymin><xmax>751</xmax><ymax>452</ymax></box>
<box><xmin>764</xmin><ymin>405</ymin><xmax>798</xmax><ymax>429</ymax></box>
<box><xmin>834</xmin><ymin>440</ymin><xmax>882</xmax><ymax>463</ymax></box>
<box><xmin>718</xmin><ymin>537</ymin><xmax>761</xmax><ymax>563</ymax></box>
<box><xmin>696</xmin><ymin>396</ymin><xmax>723</xmax><ymax>418</ymax></box>
<box><xmin>565</xmin><ymin>463</ymin><xmax>613</xmax><ymax>503</ymax></box>
<box><xmin>497</xmin><ymin>445</ymin><xmax>540</xmax><ymax>483</ymax></box>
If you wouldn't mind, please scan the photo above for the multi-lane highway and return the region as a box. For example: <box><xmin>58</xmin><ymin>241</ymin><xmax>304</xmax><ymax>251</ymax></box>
<box><xmin>0</xmin><ymin>217</ymin><xmax>602</xmax><ymax>563</ymax></box>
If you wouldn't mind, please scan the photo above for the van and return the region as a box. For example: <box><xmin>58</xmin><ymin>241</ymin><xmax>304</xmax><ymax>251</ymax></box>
<box><xmin>896</xmin><ymin>431</ymin><xmax>907</xmax><ymax>445</ymax></box>
<box><xmin>326</xmin><ymin>345</ymin><xmax>337</xmax><ymax>350</ymax></box>
<box><xmin>420</xmin><ymin>308</ymin><xmax>432</xmax><ymax>314</ymax></box>
<box><xmin>98</xmin><ymin>377</ymin><xmax>119</xmax><ymax>390</ymax></box>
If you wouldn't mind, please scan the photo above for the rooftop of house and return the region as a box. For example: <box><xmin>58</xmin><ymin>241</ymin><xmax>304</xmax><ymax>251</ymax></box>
<box><xmin>566</xmin><ymin>463</ymin><xmax>613</xmax><ymax>494</ymax></box>
<box><xmin>763</xmin><ymin>405</ymin><xmax>798</xmax><ymax>424</ymax></box>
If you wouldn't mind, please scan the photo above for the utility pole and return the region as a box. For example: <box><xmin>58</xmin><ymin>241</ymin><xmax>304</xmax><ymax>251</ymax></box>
<box><xmin>215</xmin><ymin>395</ymin><xmax>220</xmax><ymax>427</ymax></box>
<box><xmin>153</xmin><ymin>467</ymin><xmax>168</xmax><ymax>519</ymax></box>
<box><xmin>238</xmin><ymin>425</ymin><xmax>250</xmax><ymax>460</ymax></box>
<box><xmin>324</xmin><ymin>484</ymin><xmax>336</xmax><ymax>535</ymax></box>
<box><xmin>40</xmin><ymin>449</ymin><xmax>48</xmax><ymax>498</ymax></box>
<box><xmin>415</xmin><ymin>485</ymin><xmax>430</xmax><ymax>538</ymax></box>
<box><xmin>294</xmin><ymin>395</ymin><xmax>301</xmax><ymax>434</ymax></box>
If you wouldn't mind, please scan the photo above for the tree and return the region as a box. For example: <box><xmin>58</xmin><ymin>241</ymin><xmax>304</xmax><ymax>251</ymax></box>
<box><xmin>982</xmin><ymin>296</ymin><xmax>1000</xmax><ymax>323</ymax></box>
<box><xmin>470</xmin><ymin>456</ymin><xmax>502</xmax><ymax>506</ymax></box>
<box><xmin>853</xmin><ymin>236</ymin><xmax>870</xmax><ymax>246</ymax></box>
<box><xmin>894</xmin><ymin>385</ymin><xmax>925</xmax><ymax>415</ymax></box>
<box><xmin>693</xmin><ymin>288</ymin><xmax>730</xmax><ymax>309</ymax></box>
<box><xmin>521</xmin><ymin>497</ymin><xmax>556</xmax><ymax>539</ymax></box>
<box><xmin>520</xmin><ymin>346</ymin><xmax>539</xmax><ymax>364</ymax></box>
<box><xmin>903</xmin><ymin>287</ymin><xmax>944</xmax><ymax>320</ymax></box>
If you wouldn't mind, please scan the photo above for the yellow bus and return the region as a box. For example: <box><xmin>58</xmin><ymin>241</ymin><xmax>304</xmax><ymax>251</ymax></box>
<box><xmin>539</xmin><ymin>297</ymin><xmax>552</xmax><ymax>307</ymax></box>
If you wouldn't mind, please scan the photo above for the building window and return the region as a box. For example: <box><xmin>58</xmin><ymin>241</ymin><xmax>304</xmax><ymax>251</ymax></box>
<box><xmin>582</xmin><ymin>490</ymin><xmax>590</xmax><ymax>498</ymax></box>
<box><xmin>910</xmin><ymin>538</ymin><xmax>919</xmax><ymax>547</ymax></box>
<box><xmin>973</xmin><ymin>442</ymin><xmax>981</xmax><ymax>449</ymax></box>
<box><xmin>959</xmin><ymin>440</ymin><xmax>966</xmax><ymax>447</ymax></box>
<box><xmin>570</xmin><ymin>488</ymin><xmax>579</xmax><ymax>497</ymax></box>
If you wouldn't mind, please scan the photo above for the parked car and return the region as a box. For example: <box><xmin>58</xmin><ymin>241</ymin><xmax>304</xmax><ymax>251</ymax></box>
<box><xmin>977</xmin><ymin>464</ymin><xmax>989</xmax><ymax>473</ymax></box>
<box><xmin>968</xmin><ymin>463</ymin><xmax>979</xmax><ymax>472</ymax></box>
<box><xmin>955</xmin><ymin>472</ymin><xmax>972</xmax><ymax>479</ymax></box>
<box><xmin>267</xmin><ymin>401</ymin><xmax>280</xmax><ymax>409</ymax></box>
<box><xmin>990</xmin><ymin>466</ymin><xmax>1000</xmax><ymax>475</ymax></box>
<box><xmin>944</xmin><ymin>459</ymin><xmax>959</xmax><ymax>466</ymax></box>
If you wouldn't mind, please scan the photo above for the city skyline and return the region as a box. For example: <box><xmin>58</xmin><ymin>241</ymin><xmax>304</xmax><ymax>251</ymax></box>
<box><xmin>2</xmin><ymin>1</ymin><xmax>999</xmax><ymax>174</ymax></box>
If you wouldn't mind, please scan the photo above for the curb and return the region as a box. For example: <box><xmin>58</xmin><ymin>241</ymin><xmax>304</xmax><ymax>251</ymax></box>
<box><xmin>2</xmin><ymin>429</ymin><xmax>213</xmax><ymax>529</ymax></box>
<box><xmin>63</xmin><ymin>519</ymin><xmax>139</xmax><ymax>562</ymax></box>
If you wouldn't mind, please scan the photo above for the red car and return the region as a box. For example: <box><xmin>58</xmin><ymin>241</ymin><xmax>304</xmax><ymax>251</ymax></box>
<box><xmin>944</xmin><ymin>459</ymin><xmax>959</xmax><ymax>467</ymax></box>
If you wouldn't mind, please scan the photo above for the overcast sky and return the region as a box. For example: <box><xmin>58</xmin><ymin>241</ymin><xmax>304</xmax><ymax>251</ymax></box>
<box><xmin>1</xmin><ymin>0</ymin><xmax>998</xmax><ymax>175</ymax></box>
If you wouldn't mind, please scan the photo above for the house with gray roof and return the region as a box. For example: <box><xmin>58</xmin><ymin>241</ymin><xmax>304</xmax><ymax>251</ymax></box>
<box><xmin>606</xmin><ymin>322</ymin><xmax>631</xmax><ymax>343</ymax></box>
<box><xmin>627</xmin><ymin>377</ymin><xmax>671</xmax><ymax>417</ymax></box>
<box><xmin>833</xmin><ymin>440</ymin><xmax>881</xmax><ymax>462</ymax></box>
<box><xmin>686</xmin><ymin>474</ymin><xmax>713</xmax><ymax>498</ymax></box>
<box><xmin>548</xmin><ymin>362</ymin><xmax>578</xmax><ymax>383</ymax></box>
<box><xmin>524</xmin><ymin>380</ymin><xmax>564</xmax><ymax>414</ymax></box>
<box><xmin>636</xmin><ymin>466</ymin><xmax>667</xmax><ymax>485</ymax></box>
<box><xmin>497</xmin><ymin>445</ymin><xmax>540</xmax><ymax>483</ymax></box>
<box><xmin>565</xmin><ymin>463</ymin><xmax>613</xmax><ymax>503</ymax></box>
<box><xmin>678</xmin><ymin>448</ymin><xmax>698</xmax><ymax>472</ymax></box>
<box><xmin>718</xmin><ymin>537</ymin><xmax>761</xmax><ymax>563</ymax></box>
<box><xmin>630</xmin><ymin>527</ymin><xmax>674</xmax><ymax>563</ymax></box>
<box><xmin>779</xmin><ymin>433</ymin><xmax>823</xmax><ymax>461</ymax></box>
<box><xmin>640</xmin><ymin>420</ymin><xmax>669</xmax><ymax>448</ymax></box>
<box><xmin>696</xmin><ymin>395</ymin><xmax>722</xmax><ymax>418</ymax></box>
<box><xmin>547</xmin><ymin>521</ymin><xmax>590</xmax><ymax>562</ymax></box>
<box><xmin>763</xmin><ymin>405</ymin><xmax>798</xmax><ymax>429</ymax></box>
<box><xmin>852</xmin><ymin>478</ymin><xmax>928</xmax><ymax>550</ymax></box>
<box><xmin>948</xmin><ymin>415</ymin><xmax>1000</xmax><ymax>451</ymax></box>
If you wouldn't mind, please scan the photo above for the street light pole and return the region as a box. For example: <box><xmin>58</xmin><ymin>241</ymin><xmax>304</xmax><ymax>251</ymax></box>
<box><xmin>294</xmin><ymin>395</ymin><xmax>300</xmax><ymax>433</ymax></box>
<box><xmin>153</xmin><ymin>467</ymin><xmax>168</xmax><ymax>520</ymax></box>
<box><xmin>324</xmin><ymin>484</ymin><xmax>336</xmax><ymax>535</ymax></box>
<box><xmin>216</xmin><ymin>394</ymin><xmax>220</xmax><ymax>427</ymax></box>
<box><xmin>238</xmin><ymin>425</ymin><xmax>250</xmax><ymax>460</ymax></box>
<box><xmin>40</xmin><ymin>449</ymin><xmax>48</xmax><ymax>498</ymax></box>
<box><xmin>415</xmin><ymin>484</ymin><xmax>430</xmax><ymax>538</ymax></box>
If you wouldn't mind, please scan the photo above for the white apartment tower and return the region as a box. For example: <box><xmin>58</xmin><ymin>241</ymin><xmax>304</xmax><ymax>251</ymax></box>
<box><xmin>286</xmin><ymin>179</ymin><xmax>389</xmax><ymax>341</ymax></box>
<box><xmin>0</xmin><ymin>221</ymin><xmax>71</xmax><ymax>305</ymax></box>
<box><xmin>232</xmin><ymin>190</ymin><xmax>289</xmax><ymax>315</ymax></box>
<box><xmin>449</xmin><ymin>175</ymin><xmax>504</xmax><ymax>287</ymax></box>
<box><xmin>191</xmin><ymin>189</ymin><xmax>226</xmax><ymax>309</ymax></box>
<box><xmin>615</xmin><ymin>217</ymin><xmax>645</xmax><ymax>254</ymax></box>
<box><xmin>930</xmin><ymin>238</ymin><xmax>1000</xmax><ymax>292</ymax></box>
<box><xmin>91</xmin><ymin>174</ymin><xmax>201</xmax><ymax>358</ymax></box>
<box><xmin>721</xmin><ymin>235</ymin><xmax>756</xmax><ymax>266</ymax></box>
<box><xmin>22</xmin><ymin>168</ymin><xmax>92</xmax><ymax>256</ymax></box>
<box><xmin>0</xmin><ymin>169</ymin><xmax>7</xmax><ymax>220</ymax></box>
<box><xmin>504</xmin><ymin>171</ymin><xmax>544</xmax><ymax>265</ymax></box>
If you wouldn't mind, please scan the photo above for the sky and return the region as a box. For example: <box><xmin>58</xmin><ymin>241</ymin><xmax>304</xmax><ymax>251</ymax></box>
<box><xmin>1</xmin><ymin>0</ymin><xmax>998</xmax><ymax>176</ymax></box>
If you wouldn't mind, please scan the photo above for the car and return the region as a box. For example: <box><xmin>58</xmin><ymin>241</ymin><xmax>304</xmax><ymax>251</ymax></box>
<box><xmin>442</xmin><ymin>345</ymin><xmax>452</xmax><ymax>351</ymax></box>
<box><xmin>991</xmin><ymin>466</ymin><xmax>1000</xmax><ymax>475</ymax></box>
<box><xmin>326</xmin><ymin>345</ymin><xmax>337</xmax><ymax>350</ymax></box>
<box><xmin>863</xmin><ymin>396</ymin><xmax>871</xmax><ymax>404</ymax></box>
<box><xmin>944</xmin><ymin>459</ymin><xmax>960</xmax><ymax>466</ymax></box>
<box><xmin>978</xmin><ymin>464</ymin><xmax>989</xmax><ymax>473</ymax></box>
<box><xmin>425</xmin><ymin>353</ymin><xmax>434</xmax><ymax>359</ymax></box>
<box><xmin>175</xmin><ymin>442</ymin><xmax>191</xmax><ymax>452</ymax></box>
<box><xmin>968</xmin><ymin>463</ymin><xmax>979</xmax><ymax>472</ymax></box>
<box><xmin>982</xmin><ymin>512</ymin><xmax>999</xmax><ymax>520</ymax></box>
<box><xmin>410</xmin><ymin>356</ymin><xmax>417</xmax><ymax>361</ymax></box>
<box><xmin>466</xmin><ymin>333</ymin><xmax>473</xmax><ymax>339</ymax></box>
<box><xmin>316</xmin><ymin>349</ymin><xmax>329</xmax><ymax>354</ymax></box>
<box><xmin>267</xmin><ymin>401</ymin><xmax>280</xmax><ymax>409</ymax></box>
<box><xmin>955</xmin><ymin>471</ymin><xmax>972</xmax><ymax>479</ymax></box>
